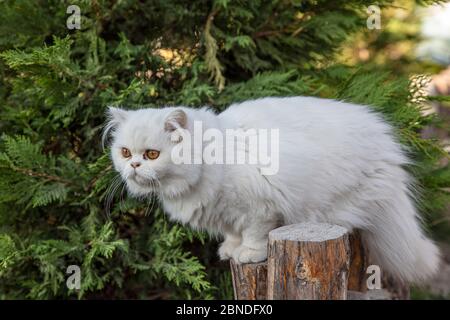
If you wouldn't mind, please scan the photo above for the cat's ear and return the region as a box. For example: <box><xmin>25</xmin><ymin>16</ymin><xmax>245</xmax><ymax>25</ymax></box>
<box><xmin>103</xmin><ymin>107</ymin><xmax>128</xmax><ymax>149</ymax></box>
<box><xmin>164</xmin><ymin>109</ymin><xmax>187</xmax><ymax>132</ymax></box>
<box><xmin>107</xmin><ymin>106</ymin><xmax>128</xmax><ymax>124</ymax></box>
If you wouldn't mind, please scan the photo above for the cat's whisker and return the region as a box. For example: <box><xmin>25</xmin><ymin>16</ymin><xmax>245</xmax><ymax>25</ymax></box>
<box><xmin>104</xmin><ymin>175</ymin><xmax>120</xmax><ymax>201</ymax></box>
<box><xmin>144</xmin><ymin>194</ymin><xmax>153</xmax><ymax>216</ymax></box>
<box><xmin>142</xmin><ymin>179</ymin><xmax>158</xmax><ymax>216</ymax></box>
<box><xmin>118</xmin><ymin>181</ymin><xmax>127</xmax><ymax>212</ymax></box>
<box><xmin>154</xmin><ymin>178</ymin><xmax>165</xmax><ymax>203</ymax></box>
<box><xmin>104</xmin><ymin>176</ymin><xmax>120</xmax><ymax>215</ymax></box>
<box><xmin>105</xmin><ymin>175</ymin><xmax>124</xmax><ymax>218</ymax></box>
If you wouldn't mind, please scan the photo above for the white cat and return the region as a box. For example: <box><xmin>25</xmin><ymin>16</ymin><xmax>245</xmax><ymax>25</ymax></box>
<box><xmin>104</xmin><ymin>96</ymin><xmax>440</xmax><ymax>283</ymax></box>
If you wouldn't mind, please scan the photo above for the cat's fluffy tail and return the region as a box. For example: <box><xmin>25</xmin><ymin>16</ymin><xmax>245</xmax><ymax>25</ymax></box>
<box><xmin>361</xmin><ymin>188</ymin><xmax>440</xmax><ymax>284</ymax></box>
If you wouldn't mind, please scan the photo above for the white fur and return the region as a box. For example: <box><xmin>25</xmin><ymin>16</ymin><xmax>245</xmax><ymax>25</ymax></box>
<box><xmin>106</xmin><ymin>97</ymin><xmax>440</xmax><ymax>283</ymax></box>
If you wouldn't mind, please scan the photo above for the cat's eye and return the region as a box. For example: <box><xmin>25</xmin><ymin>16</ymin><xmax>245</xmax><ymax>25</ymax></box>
<box><xmin>121</xmin><ymin>147</ymin><xmax>131</xmax><ymax>158</ymax></box>
<box><xmin>145</xmin><ymin>149</ymin><xmax>160</xmax><ymax>160</ymax></box>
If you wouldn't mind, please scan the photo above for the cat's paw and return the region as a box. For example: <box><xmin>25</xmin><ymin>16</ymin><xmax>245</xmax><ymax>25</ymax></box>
<box><xmin>232</xmin><ymin>245</ymin><xmax>267</xmax><ymax>263</ymax></box>
<box><xmin>218</xmin><ymin>239</ymin><xmax>241</xmax><ymax>260</ymax></box>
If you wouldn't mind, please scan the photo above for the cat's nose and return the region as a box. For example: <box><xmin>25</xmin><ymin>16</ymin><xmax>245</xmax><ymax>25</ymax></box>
<box><xmin>130</xmin><ymin>162</ymin><xmax>141</xmax><ymax>169</ymax></box>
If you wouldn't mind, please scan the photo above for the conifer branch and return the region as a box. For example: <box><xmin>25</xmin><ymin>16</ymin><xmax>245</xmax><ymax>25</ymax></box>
<box><xmin>12</xmin><ymin>166</ymin><xmax>72</xmax><ymax>185</ymax></box>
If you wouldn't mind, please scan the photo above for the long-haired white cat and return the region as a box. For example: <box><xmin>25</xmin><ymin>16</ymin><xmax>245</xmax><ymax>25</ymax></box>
<box><xmin>104</xmin><ymin>96</ymin><xmax>440</xmax><ymax>283</ymax></box>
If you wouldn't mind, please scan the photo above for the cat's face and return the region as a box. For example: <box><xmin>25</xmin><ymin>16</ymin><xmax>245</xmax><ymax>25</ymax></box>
<box><xmin>105</xmin><ymin>107</ymin><xmax>201</xmax><ymax>198</ymax></box>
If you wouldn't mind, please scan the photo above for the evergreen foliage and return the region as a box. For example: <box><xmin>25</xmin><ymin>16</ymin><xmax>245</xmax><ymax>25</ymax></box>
<box><xmin>0</xmin><ymin>0</ymin><xmax>448</xmax><ymax>299</ymax></box>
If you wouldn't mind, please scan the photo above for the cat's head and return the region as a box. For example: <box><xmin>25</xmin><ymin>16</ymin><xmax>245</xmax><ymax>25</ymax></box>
<box><xmin>104</xmin><ymin>107</ymin><xmax>202</xmax><ymax>198</ymax></box>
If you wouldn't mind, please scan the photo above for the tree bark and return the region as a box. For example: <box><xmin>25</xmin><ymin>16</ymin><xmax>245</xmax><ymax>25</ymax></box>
<box><xmin>348</xmin><ymin>231</ymin><xmax>369</xmax><ymax>292</ymax></box>
<box><xmin>266</xmin><ymin>223</ymin><xmax>350</xmax><ymax>300</ymax></box>
<box><xmin>230</xmin><ymin>260</ymin><xmax>267</xmax><ymax>300</ymax></box>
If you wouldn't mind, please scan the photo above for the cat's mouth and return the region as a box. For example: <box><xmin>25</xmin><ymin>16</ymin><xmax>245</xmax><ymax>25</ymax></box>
<box><xmin>129</xmin><ymin>173</ymin><xmax>157</xmax><ymax>188</ymax></box>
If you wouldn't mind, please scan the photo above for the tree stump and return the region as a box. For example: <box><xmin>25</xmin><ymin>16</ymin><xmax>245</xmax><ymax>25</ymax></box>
<box><xmin>266</xmin><ymin>223</ymin><xmax>350</xmax><ymax>300</ymax></box>
<box><xmin>229</xmin><ymin>224</ymin><xmax>410</xmax><ymax>300</ymax></box>
<box><xmin>230</xmin><ymin>260</ymin><xmax>267</xmax><ymax>300</ymax></box>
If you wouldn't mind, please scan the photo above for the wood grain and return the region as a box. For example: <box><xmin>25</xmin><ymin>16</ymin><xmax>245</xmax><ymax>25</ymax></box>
<box><xmin>230</xmin><ymin>260</ymin><xmax>267</xmax><ymax>300</ymax></box>
<box><xmin>266</xmin><ymin>223</ymin><xmax>350</xmax><ymax>300</ymax></box>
